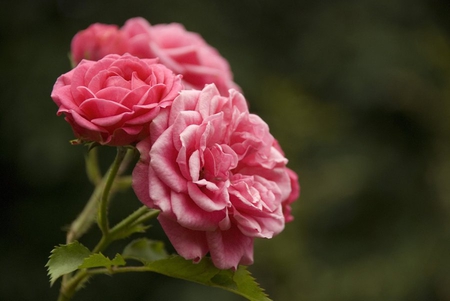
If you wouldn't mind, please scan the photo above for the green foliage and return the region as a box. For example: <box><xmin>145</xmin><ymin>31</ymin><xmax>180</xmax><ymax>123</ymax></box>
<box><xmin>46</xmin><ymin>241</ymin><xmax>91</xmax><ymax>286</ymax></box>
<box><xmin>46</xmin><ymin>239</ymin><xmax>270</xmax><ymax>301</ymax></box>
<box><xmin>144</xmin><ymin>257</ymin><xmax>271</xmax><ymax>301</ymax></box>
<box><xmin>123</xmin><ymin>238</ymin><xmax>168</xmax><ymax>262</ymax></box>
<box><xmin>232</xmin><ymin>267</ymin><xmax>271</xmax><ymax>301</ymax></box>
<box><xmin>124</xmin><ymin>240</ymin><xmax>271</xmax><ymax>301</ymax></box>
<box><xmin>78</xmin><ymin>253</ymin><xmax>126</xmax><ymax>269</ymax></box>
<box><xmin>112</xmin><ymin>223</ymin><xmax>149</xmax><ymax>240</ymax></box>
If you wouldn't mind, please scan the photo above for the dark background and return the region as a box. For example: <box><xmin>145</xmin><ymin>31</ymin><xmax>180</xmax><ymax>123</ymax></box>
<box><xmin>1</xmin><ymin>0</ymin><xmax>450</xmax><ymax>300</ymax></box>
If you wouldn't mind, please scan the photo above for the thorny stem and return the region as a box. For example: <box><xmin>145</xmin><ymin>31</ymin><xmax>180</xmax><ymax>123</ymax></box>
<box><xmin>57</xmin><ymin>206</ymin><xmax>156</xmax><ymax>301</ymax></box>
<box><xmin>66</xmin><ymin>147</ymin><xmax>134</xmax><ymax>244</ymax></box>
<box><xmin>57</xmin><ymin>147</ymin><xmax>152</xmax><ymax>301</ymax></box>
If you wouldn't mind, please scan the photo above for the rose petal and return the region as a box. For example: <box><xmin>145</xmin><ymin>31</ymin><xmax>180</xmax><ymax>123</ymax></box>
<box><xmin>206</xmin><ymin>226</ymin><xmax>254</xmax><ymax>270</ymax></box>
<box><xmin>158</xmin><ymin>214</ymin><xmax>208</xmax><ymax>263</ymax></box>
<box><xmin>150</xmin><ymin>127</ymin><xmax>187</xmax><ymax>192</ymax></box>
<box><xmin>187</xmin><ymin>182</ymin><xmax>229</xmax><ymax>212</ymax></box>
<box><xmin>170</xmin><ymin>191</ymin><xmax>225</xmax><ymax>231</ymax></box>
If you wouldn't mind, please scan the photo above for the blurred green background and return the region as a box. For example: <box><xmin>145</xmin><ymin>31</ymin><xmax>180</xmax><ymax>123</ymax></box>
<box><xmin>1</xmin><ymin>0</ymin><xmax>450</xmax><ymax>300</ymax></box>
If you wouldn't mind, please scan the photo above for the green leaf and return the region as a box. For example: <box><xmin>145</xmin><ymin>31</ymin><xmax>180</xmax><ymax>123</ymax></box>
<box><xmin>142</xmin><ymin>255</ymin><xmax>272</xmax><ymax>301</ymax></box>
<box><xmin>78</xmin><ymin>253</ymin><xmax>126</xmax><ymax>269</ymax></box>
<box><xmin>113</xmin><ymin>223</ymin><xmax>149</xmax><ymax>240</ymax></box>
<box><xmin>122</xmin><ymin>238</ymin><xmax>168</xmax><ymax>262</ymax></box>
<box><xmin>232</xmin><ymin>266</ymin><xmax>271</xmax><ymax>301</ymax></box>
<box><xmin>46</xmin><ymin>241</ymin><xmax>91</xmax><ymax>286</ymax></box>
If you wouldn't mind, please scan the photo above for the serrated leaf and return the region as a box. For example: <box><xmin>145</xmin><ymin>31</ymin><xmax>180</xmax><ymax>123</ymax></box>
<box><xmin>122</xmin><ymin>238</ymin><xmax>168</xmax><ymax>262</ymax></box>
<box><xmin>46</xmin><ymin>241</ymin><xmax>91</xmax><ymax>286</ymax></box>
<box><xmin>78</xmin><ymin>253</ymin><xmax>126</xmax><ymax>269</ymax></box>
<box><xmin>232</xmin><ymin>266</ymin><xmax>271</xmax><ymax>301</ymax></box>
<box><xmin>113</xmin><ymin>223</ymin><xmax>149</xmax><ymax>240</ymax></box>
<box><xmin>143</xmin><ymin>255</ymin><xmax>272</xmax><ymax>301</ymax></box>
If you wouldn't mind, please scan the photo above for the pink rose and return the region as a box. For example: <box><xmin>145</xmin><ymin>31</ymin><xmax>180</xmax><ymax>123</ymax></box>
<box><xmin>71</xmin><ymin>23</ymin><xmax>128</xmax><ymax>65</ymax></box>
<box><xmin>132</xmin><ymin>84</ymin><xmax>294</xmax><ymax>269</ymax></box>
<box><xmin>273</xmin><ymin>140</ymin><xmax>300</xmax><ymax>222</ymax></box>
<box><xmin>51</xmin><ymin>53</ymin><xmax>183</xmax><ymax>146</ymax></box>
<box><xmin>283</xmin><ymin>168</ymin><xmax>300</xmax><ymax>222</ymax></box>
<box><xmin>122</xmin><ymin>18</ymin><xmax>240</xmax><ymax>95</ymax></box>
<box><xmin>70</xmin><ymin>18</ymin><xmax>239</xmax><ymax>95</ymax></box>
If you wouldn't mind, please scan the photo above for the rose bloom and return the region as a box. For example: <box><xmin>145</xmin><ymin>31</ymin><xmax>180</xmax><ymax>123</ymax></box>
<box><xmin>273</xmin><ymin>140</ymin><xmax>300</xmax><ymax>223</ymax></box>
<box><xmin>132</xmin><ymin>84</ymin><xmax>298</xmax><ymax>269</ymax></box>
<box><xmin>51</xmin><ymin>53</ymin><xmax>183</xmax><ymax>146</ymax></box>
<box><xmin>121</xmin><ymin>17</ymin><xmax>240</xmax><ymax>96</ymax></box>
<box><xmin>283</xmin><ymin>168</ymin><xmax>300</xmax><ymax>222</ymax></box>
<box><xmin>71</xmin><ymin>23</ymin><xmax>128</xmax><ymax>65</ymax></box>
<box><xmin>70</xmin><ymin>18</ymin><xmax>239</xmax><ymax>95</ymax></box>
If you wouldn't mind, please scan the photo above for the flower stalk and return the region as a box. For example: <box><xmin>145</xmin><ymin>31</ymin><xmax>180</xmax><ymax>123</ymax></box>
<box><xmin>57</xmin><ymin>147</ymin><xmax>157</xmax><ymax>301</ymax></box>
<box><xmin>97</xmin><ymin>146</ymin><xmax>127</xmax><ymax>235</ymax></box>
<box><xmin>57</xmin><ymin>204</ymin><xmax>156</xmax><ymax>301</ymax></box>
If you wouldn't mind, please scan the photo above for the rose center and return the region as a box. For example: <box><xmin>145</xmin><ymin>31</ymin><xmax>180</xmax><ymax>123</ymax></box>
<box><xmin>202</xmin><ymin>144</ymin><xmax>238</xmax><ymax>182</ymax></box>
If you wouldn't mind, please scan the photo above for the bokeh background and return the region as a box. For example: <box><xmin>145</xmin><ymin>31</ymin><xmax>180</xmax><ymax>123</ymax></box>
<box><xmin>1</xmin><ymin>0</ymin><xmax>450</xmax><ymax>300</ymax></box>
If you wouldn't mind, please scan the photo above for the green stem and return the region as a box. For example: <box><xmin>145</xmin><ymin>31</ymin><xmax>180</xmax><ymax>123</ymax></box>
<box><xmin>62</xmin><ymin>149</ymin><xmax>104</xmax><ymax>290</ymax></box>
<box><xmin>111</xmin><ymin>206</ymin><xmax>157</xmax><ymax>235</ymax></box>
<box><xmin>58</xmin><ymin>270</ymin><xmax>89</xmax><ymax>301</ymax></box>
<box><xmin>66</xmin><ymin>148</ymin><xmax>102</xmax><ymax>244</ymax></box>
<box><xmin>57</xmin><ymin>206</ymin><xmax>157</xmax><ymax>301</ymax></box>
<box><xmin>58</xmin><ymin>206</ymin><xmax>159</xmax><ymax>301</ymax></box>
<box><xmin>92</xmin><ymin>206</ymin><xmax>158</xmax><ymax>253</ymax></box>
<box><xmin>118</xmin><ymin>147</ymin><xmax>138</xmax><ymax>175</ymax></box>
<box><xmin>66</xmin><ymin>181</ymin><xmax>103</xmax><ymax>244</ymax></box>
<box><xmin>66</xmin><ymin>148</ymin><xmax>133</xmax><ymax>244</ymax></box>
<box><xmin>128</xmin><ymin>209</ymin><xmax>160</xmax><ymax>228</ymax></box>
<box><xmin>98</xmin><ymin>147</ymin><xmax>127</xmax><ymax>235</ymax></box>
<box><xmin>59</xmin><ymin>257</ymin><xmax>152</xmax><ymax>301</ymax></box>
<box><xmin>57</xmin><ymin>147</ymin><xmax>153</xmax><ymax>301</ymax></box>
<box><xmin>112</xmin><ymin>175</ymin><xmax>132</xmax><ymax>191</ymax></box>
<box><xmin>87</xmin><ymin>265</ymin><xmax>151</xmax><ymax>276</ymax></box>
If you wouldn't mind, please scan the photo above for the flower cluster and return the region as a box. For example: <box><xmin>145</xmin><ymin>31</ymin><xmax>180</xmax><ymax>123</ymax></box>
<box><xmin>51</xmin><ymin>17</ymin><xmax>299</xmax><ymax>270</ymax></box>
<box><xmin>71</xmin><ymin>17</ymin><xmax>239</xmax><ymax>96</ymax></box>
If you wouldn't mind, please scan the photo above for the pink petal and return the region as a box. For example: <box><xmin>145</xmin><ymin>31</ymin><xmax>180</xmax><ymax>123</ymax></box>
<box><xmin>52</xmin><ymin>85</ymin><xmax>78</xmax><ymax>111</ymax></box>
<box><xmin>158</xmin><ymin>214</ymin><xmax>208</xmax><ymax>263</ymax></box>
<box><xmin>149</xmin><ymin>42</ymin><xmax>186</xmax><ymax>74</ymax></box>
<box><xmin>131</xmin><ymin>160</ymin><xmax>153</xmax><ymax>207</ymax></box>
<box><xmin>187</xmin><ymin>149</ymin><xmax>201</xmax><ymax>181</ymax></box>
<box><xmin>196</xmin><ymin>84</ymin><xmax>222</xmax><ymax>119</ymax></box>
<box><xmin>170</xmin><ymin>191</ymin><xmax>225</xmax><ymax>231</ymax></box>
<box><xmin>90</xmin><ymin>113</ymin><xmax>129</xmax><ymax>127</ymax></box>
<box><xmin>233</xmin><ymin>209</ymin><xmax>284</xmax><ymax>239</ymax></box>
<box><xmin>149</xmin><ymin>108</ymin><xmax>170</xmax><ymax>144</ymax></box>
<box><xmin>148</xmin><ymin>166</ymin><xmax>171</xmax><ymax>211</ymax></box>
<box><xmin>125</xmin><ymin>106</ymin><xmax>159</xmax><ymax>125</ymax></box>
<box><xmin>84</xmin><ymin>56</ymin><xmax>117</xmax><ymax>85</ymax></box>
<box><xmin>172</xmin><ymin>111</ymin><xmax>202</xmax><ymax>150</ymax></box>
<box><xmin>150</xmin><ymin>127</ymin><xmax>187</xmax><ymax>192</ymax></box>
<box><xmin>187</xmin><ymin>182</ymin><xmax>229</xmax><ymax>212</ymax></box>
<box><xmin>95</xmin><ymin>86</ymin><xmax>130</xmax><ymax>103</ymax></box>
<box><xmin>79</xmin><ymin>98</ymin><xmax>131</xmax><ymax>120</ymax></box>
<box><xmin>206</xmin><ymin>226</ymin><xmax>254</xmax><ymax>270</ymax></box>
<box><xmin>169</xmin><ymin>90</ymin><xmax>201</xmax><ymax>124</ymax></box>
<box><xmin>69</xmin><ymin>110</ymin><xmax>106</xmax><ymax>132</ymax></box>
